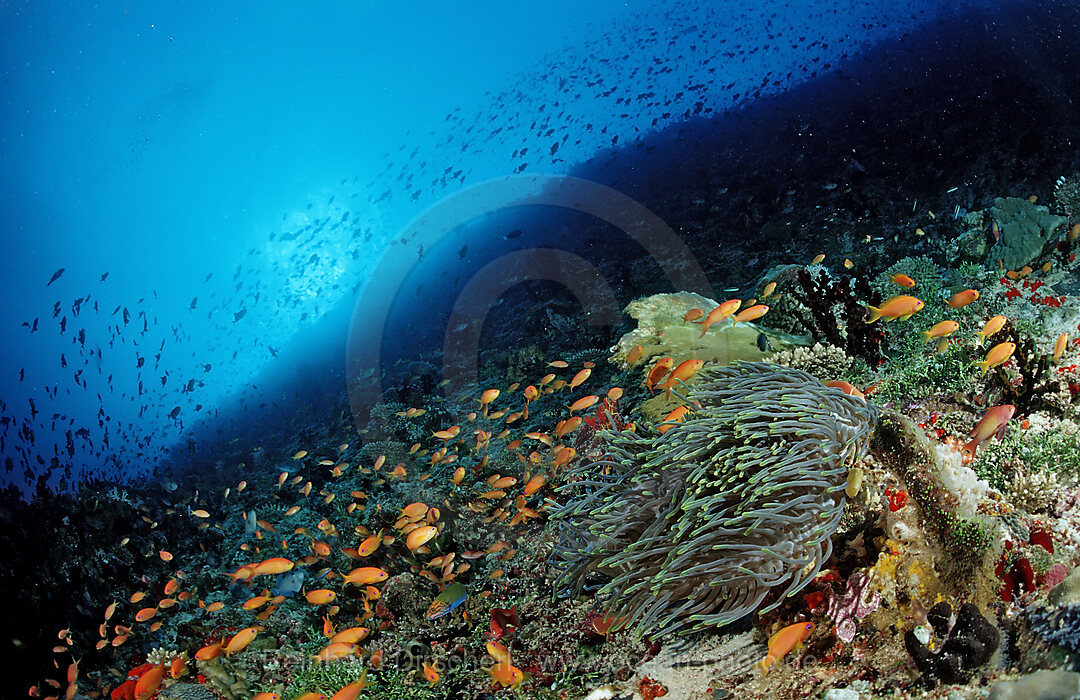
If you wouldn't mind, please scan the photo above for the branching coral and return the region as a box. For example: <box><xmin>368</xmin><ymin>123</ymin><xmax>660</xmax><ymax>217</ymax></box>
<box><xmin>989</xmin><ymin>322</ymin><xmax>1068</xmax><ymax>415</ymax></box>
<box><xmin>549</xmin><ymin>362</ymin><xmax>878</xmax><ymax>636</ymax></box>
<box><xmin>789</xmin><ymin>266</ymin><xmax>888</xmax><ymax>367</ymax></box>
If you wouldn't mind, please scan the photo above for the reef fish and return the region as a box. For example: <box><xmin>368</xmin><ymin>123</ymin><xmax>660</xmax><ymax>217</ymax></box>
<box><xmin>864</xmin><ymin>295</ymin><xmax>924</xmax><ymax>323</ymax></box>
<box><xmin>962</xmin><ymin>404</ymin><xmax>1015</xmax><ymax>459</ymax></box>
<box><xmin>757</xmin><ymin>621</ymin><xmax>814</xmax><ymax>676</ymax></box>
<box><xmin>948</xmin><ymin>288</ymin><xmax>980</xmax><ymax>308</ymax></box>
<box><xmin>425</xmin><ymin>582</ymin><xmax>467</xmax><ymax>620</ymax></box>
<box><xmin>657</xmin><ymin>358</ymin><xmax>705</xmax><ymax>398</ymax></box>
<box><xmin>975</xmin><ymin>315</ymin><xmax>1007</xmax><ymax>345</ymax></box>
<box><xmin>922</xmin><ymin>320</ymin><xmax>959</xmax><ymax>343</ymax></box>
<box><xmin>889</xmin><ymin>273</ymin><xmax>916</xmax><ymax>288</ymax></box>
<box><xmin>697</xmin><ymin>299</ymin><xmax>741</xmax><ymax>336</ymax></box>
<box><xmin>975</xmin><ymin>341</ymin><xmax>1016</xmax><ymax>376</ymax></box>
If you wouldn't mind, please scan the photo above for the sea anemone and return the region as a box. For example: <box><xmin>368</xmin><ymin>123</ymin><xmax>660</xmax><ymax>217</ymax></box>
<box><xmin>550</xmin><ymin>361</ymin><xmax>878</xmax><ymax>636</ymax></box>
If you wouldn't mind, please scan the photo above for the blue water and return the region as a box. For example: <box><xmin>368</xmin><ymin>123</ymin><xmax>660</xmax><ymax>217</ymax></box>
<box><xmin>1</xmin><ymin>0</ymin><xmax>1073</xmax><ymax>495</ymax></box>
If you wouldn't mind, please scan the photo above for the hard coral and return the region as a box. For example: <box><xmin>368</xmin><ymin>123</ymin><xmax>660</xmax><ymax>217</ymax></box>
<box><xmin>989</xmin><ymin>323</ymin><xmax>1067</xmax><ymax>415</ymax></box>
<box><xmin>551</xmin><ymin>362</ymin><xmax>878</xmax><ymax>636</ymax></box>
<box><xmin>790</xmin><ymin>265</ymin><xmax>888</xmax><ymax>366</ymax></box>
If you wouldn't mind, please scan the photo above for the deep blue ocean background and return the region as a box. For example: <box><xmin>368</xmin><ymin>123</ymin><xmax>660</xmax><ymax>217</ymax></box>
<box><xmin>3</xmin><ymin>0</ymin><xmax>1080</xmax><ymax>494</ymax></box>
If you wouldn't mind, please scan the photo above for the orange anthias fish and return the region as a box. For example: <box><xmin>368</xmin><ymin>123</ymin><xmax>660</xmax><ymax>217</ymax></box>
<box><xmin>134</xmin><ymin>665</ymin><xmax>165</xmax><ymax>700</ymax></box>
<box><xmin>305</xmin><ymin>589</ymin><xmax>337</xmax><ymax>605</ymax></box>
<box><xmin>757</xmin><ymin>621</ymin><xmax>814</xmax><ymax>676</ymax></box>
<box><xmin>697</xmin><ymin>299</ymin><xmax>741</xmax><ymax>336</ymax></box>
<box><xmin>975</xmin><ymin>315</ymin><xmax>1007</xmax><ymax>345</ymax></box>
<box><xmin>975</xmin><ymin>341</ymin><xmax>1016</xmax><ymax>376</ymax></box>
<box><xmin>732</xmin><ymin>304</ymin><xmax>769</xmax><ymax>324</ymax></box>
<box><xmin>342</xmin><ymin>567</ymin><xmax>389</xmax><ymax>586</ymax></box>
<box><xmin>567</xmin><ymin>396</ymin><xmax>599</xmax><ymax>414</ymax></box>
<box><xmin>962</xmin><ymin>404</ymin><xmax>1016</xmax><ymax>460</ymax></box>
<box><xmin>485</xmin><ymin>662</ymin><xmax>526</xmax><ymax>689</ymax></box>
<box><xmin>423</xmin><ymin>661</ymin><xmax>441</xmax><ymax>687</ymax></box>
<box><xmin>406</xmin><ymin>525</ymin><xmax>438</xmax><ymax>551</ymax></box>
<box><xmin>223</xmin><ymin>626</ymin><xmax>263</xmax><ymax>655</ymax></box>
<box><xmin>645</xmin><ymin>357</ymin><xmax>675</xmax><ymax>394</ymax></box>
<box><xmin>1053</xmin><ymin>333</ymin><xmax>1069</xmax><ymax>363</ymax></box>
<box><xmin>329</xmin><ymin>670</ymin><xmax>375</xmax><ymax>700</ymax></box>
<box><xmin>864</xmin><ymin>295</ymin><xmax>924</xmax><ymax>323</ymax></box>
<box><xmin>889</xmin><ymin>273</ymin><xmax>916</xmax><ymax>288</ymax></box>
<box><xmin>314</xmin><ymin>642</ymin><xmax>358</xmax><ymax>662</ymax></box>
<box><xmin>253</xmin><ymin>558</ymin><xmax>295</xmax><ymax>576</ymax></box>
<box><xmin>949</xmin><ymin>288</ymin><xmax>980</xmax><ymax>308</ymax></box>
<box><xmin>657</xmin><ymin>405</ymin><xmax>691</xmax><ymax>434</ymax></box>
<box><xmin>922</xmin><ymin>320</ymin><xmax>959</xmax><ymax>343</ymax></box>
<box><xmin>657</xmin><ymin>359</ymin><xmax>705</xmax><ymax>399</ymax></box>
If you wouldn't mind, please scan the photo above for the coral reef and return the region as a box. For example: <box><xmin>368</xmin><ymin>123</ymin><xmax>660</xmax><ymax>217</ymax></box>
<box><xmin>904</xmin><ymin>601</ymin><xmax>1000</xmax><ymax>684</ymax></box>
<box><xmin>608</xmin><ymin>291</ymin><xmax>808</xmax><ymax>370</ymax></box>
<box><xmin>768</xmin><ymin>342</ymin><xmax>854</xmax><ymax>382</ymax></box>
<box><xmin>157</xmin><ymin>683</ymin><xmax>218</xmax><ymax>700</ymax></box>
<box><xmin>196</xmin><ymin>657</ymin><xmax>250</xmax><ymax>700</ymax></box>
<box><xmin>1053</xmin><ymin>173</ymin><xmax>1080</xmax><ymax>219</ymax></box>
<box><xmin>826</xmin><ymin>571</ymin><xmax>881</xmax><ymax>643</ymax></box>
<box><xmin>988</xmin><ymin>196</ymin><xmax>1068</xmax><ymax>270</ymax></box>
<box><xmin>551</xmin><ymin>362</ymin><xmax>878</xmax><ymax>636</ymax></box>
<box><xmin>871</xmin><ymin>411</ymin><xmax>996</xmax><ymax>564</ymax></box>
<box><xmin>787</xmin><ymin>265</ymin><xmax>888</xmax><ymax>366</ymax></box>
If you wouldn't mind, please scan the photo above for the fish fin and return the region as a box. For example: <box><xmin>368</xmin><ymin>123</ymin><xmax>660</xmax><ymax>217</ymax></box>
<box><xmin>863</xmin><ymin>305</ymin><xmax>882</xmax><ymax>323</ymax></box>
<box><xmin>961</xmin><ymin>440</ymin><xmax>977</xmax><ymax>460</ymax></box>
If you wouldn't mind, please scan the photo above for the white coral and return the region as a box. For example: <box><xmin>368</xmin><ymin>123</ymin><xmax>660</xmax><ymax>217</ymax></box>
<box><xmin>1007</xmin><ymin>466</ymin><xmax>1062</xmax><ymax>514</ymax></box>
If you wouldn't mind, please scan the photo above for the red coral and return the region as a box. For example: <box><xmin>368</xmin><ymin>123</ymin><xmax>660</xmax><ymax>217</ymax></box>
<box><xmin>110</xmin><ymin>680</ymin><xmax>136</xmax><ymax>700</ymax></box>
<box><xmin>110</xmin><ymin>663</ymin><xmax>158</xmax><ymax>700</ymax></box>
<box><xmin>1004</xmin><ymin>288</ymin><xmax>1022</xmax><ymax>301</ymax></box>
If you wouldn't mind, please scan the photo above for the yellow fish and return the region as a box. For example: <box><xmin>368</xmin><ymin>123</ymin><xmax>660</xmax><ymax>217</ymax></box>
<box><xmin>975</xmin><ymin>341</ymin><xmax>1016</xmax><ymax>376</ymax></box>
<box><xmin>1053</xmin><ymin>333</ymin><xmax>1069</xmax><ymax>363</ymax></box>
<box><xmin>863</xmin><ymin>295</ymin><xmax>924</xmax><ymax>323</ymax></box>
<box><xmin>922</xmin><ymin>320</ymin><xmax>959</xmax><ymax>343</ymax></box>
<box><xmin>974</xmin><ymin>315</ymin><xmax>1007</xmax><ymax>345</ymax></box>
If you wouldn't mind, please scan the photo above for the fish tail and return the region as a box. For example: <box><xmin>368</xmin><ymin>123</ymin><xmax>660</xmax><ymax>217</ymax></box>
<box><xmin>863</xmin><ymin>304</ymin><xmax>882</xmax><ymax>323</ymax></box>
<box><xmin>757</xmin><ymin>656</ymin><xmax>773</xmax><ymax>677</ymax></box>
<box><xmin>921</xmin><ymin>330</ymin><xmax>932</xmax><ymax>344</ymax></box>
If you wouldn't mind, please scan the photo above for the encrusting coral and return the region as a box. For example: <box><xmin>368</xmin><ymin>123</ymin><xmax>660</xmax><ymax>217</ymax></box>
<box><xmin>550</xmin><ymin>361</ymin><xmax>878</xmax><ymax>636</ymax></box>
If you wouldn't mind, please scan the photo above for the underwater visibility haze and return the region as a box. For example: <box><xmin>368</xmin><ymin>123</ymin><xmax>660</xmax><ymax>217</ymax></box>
<box><xmin>4</xmin><ymin>0</ymin><xmax>1080</xmax><ymax>698</ymax></box>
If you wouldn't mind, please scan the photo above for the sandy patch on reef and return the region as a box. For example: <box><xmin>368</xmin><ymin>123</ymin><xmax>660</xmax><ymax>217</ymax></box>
<box><xmin>629</xmin><ymin>631</ymin><xmax>761</xmax><ymax>699</ymax></box>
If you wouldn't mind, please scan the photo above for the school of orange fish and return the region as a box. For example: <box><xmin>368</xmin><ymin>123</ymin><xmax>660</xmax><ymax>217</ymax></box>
<box><xmin>29</xmin><ymin>242</ymin><xmax>1077</xmax><ymax>698</ymax></box>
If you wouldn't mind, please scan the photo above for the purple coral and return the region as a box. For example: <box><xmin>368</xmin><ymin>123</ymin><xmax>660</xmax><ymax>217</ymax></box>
<box><xmin>827</xmin><ymin>571</ymin><xmax>881</xmax><ymax>643</ymax></box>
